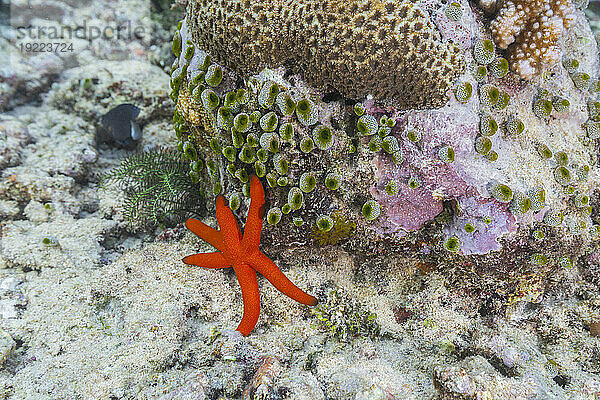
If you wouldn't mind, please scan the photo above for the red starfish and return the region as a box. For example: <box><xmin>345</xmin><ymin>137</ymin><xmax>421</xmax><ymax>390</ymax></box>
<box><xmin>183</xmin><ymin>175</ymin><xmax>317</xmax><ymax>336</ymax></box>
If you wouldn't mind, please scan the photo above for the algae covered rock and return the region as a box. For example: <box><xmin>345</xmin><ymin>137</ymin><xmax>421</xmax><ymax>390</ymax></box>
<box><xmin>170</xmin><ymin>0</ymin><xmax>599</xmax><ymax>265</ymax></box>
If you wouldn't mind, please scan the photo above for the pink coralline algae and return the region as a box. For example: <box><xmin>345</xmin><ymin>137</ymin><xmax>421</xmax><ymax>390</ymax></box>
<box><xmin>371</xmin><ymin>108</ymin><xmax>478</xmax><ymax>237</ymax></box>
<box><xmin>431</xmin><ymin>0</ymin><xmax>478</xmax><ymax>51</ymax></box>
<box><xmin>364</xmin><ymin>95</ymin><xmax>540</xmax><ymax>254</ymax></box>
<box><xmin>444</xmin><ymin>194</ymin><xmax>518</xmax><ymax>255</ymax></box>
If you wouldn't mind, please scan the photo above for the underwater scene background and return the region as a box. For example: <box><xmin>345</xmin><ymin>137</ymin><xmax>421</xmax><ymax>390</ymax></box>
<box><xmin>1</xmin><ymin>0</ymin><xmax>600</xmax><ymax>398</ymax></box>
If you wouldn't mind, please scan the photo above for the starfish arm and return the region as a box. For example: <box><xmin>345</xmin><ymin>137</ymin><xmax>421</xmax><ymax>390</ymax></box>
<box><xmin>247</xmin><ymin>252</ymin><xmax>317</xmax><ymax>306</ymax></box>
<box><xmin>241</xmin><ymin>175</ymin><xmax>265</xmax><ymax>254</ymax></box>
<box><xmin>233</xmin><ymin>263</ymin><xmax>260</xmax><ymax>336</ymax></box>
<box><xmin>182</xmin><ymin>252</ymin><xmax>230</xmax><ymax>268</ymax></box>
<box><xmin>185</xmin><ymin>218</ymin><xmax>226</xmax><ymax>253</ymax></box>
<box><xmin>216</xmin><ymin>195</ymin><xmax>243</xmax><ymax>256</ymax></box>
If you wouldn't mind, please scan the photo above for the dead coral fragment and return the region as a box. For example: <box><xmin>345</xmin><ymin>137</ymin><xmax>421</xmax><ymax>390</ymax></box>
<box><xmin>490</xmin><ymin>0</ymin><xmax>576</xmax><ymax>79</ymax></box>
<box><xmin>188</xmin><ymin>0</ymin><xmax>465</xmax><ymax>108</ymax></box>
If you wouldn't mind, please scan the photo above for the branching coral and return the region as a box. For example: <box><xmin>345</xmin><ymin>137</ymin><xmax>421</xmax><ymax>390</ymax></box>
<box><xmin>187</xmin><ymin>0</ymin><xmax>464</xmax><ymax>108</ymax></box>
<box><xmin>489</xmin><ymin>0</ymin><xmax>576</xmax><ymax>79</ymax></box>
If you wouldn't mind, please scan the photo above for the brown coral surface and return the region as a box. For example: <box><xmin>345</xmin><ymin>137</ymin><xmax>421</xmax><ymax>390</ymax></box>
<box><xmin>186</xmin><ymin>0</ymin><xmax>465</xmax><ymax>109</ymax></box>
<box><xmin>490</xmin><ymin>0</ymin><xmax>576</xmax><ymax>79</ymax></box>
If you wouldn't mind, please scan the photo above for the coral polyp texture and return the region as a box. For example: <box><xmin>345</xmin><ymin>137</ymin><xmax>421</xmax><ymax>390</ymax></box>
<box><xmin>186</xmin><ymin>0</ymin><xmax>465</xmax><ymax>109</ymax></box>
<box><xmin>489</xmin><ymin>0</ymin><xmax>576</xmax><ymax>79</ymax></box>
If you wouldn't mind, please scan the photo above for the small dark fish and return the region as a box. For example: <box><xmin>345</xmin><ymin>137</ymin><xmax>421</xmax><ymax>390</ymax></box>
<box><xmin>97</xmin><ymin>103</ymin><xmax>142</xmax><ymax>149</ymax></box>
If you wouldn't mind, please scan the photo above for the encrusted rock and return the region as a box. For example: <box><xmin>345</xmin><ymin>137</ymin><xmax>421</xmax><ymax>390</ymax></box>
<box><xmin>0</xmin><ymin>38</ymin><xmax>63</xmax><ymax>111</ymax></box>
<box><xmin>0</xmin><ymin>167</ymin><xmax>79</xmax><ymax>213</ymax></box>
<box><xmin>171</xmin><ymin>1</ymin><xmax>600</xmax><ymax>261</ymax></box>
<box><xmin>45</xmin><ymin>60</ymin><xmax>173</xmax><ymax>124</ymax></box>
<box><xmin>0</xmin><ymin>200</ymin><xmax>20</xmax><ymax>220</ymax></box>
<box><xmin>14</xmin><ymin>110</ymin><xmax>98</xmax><ymax>180</ymax></box>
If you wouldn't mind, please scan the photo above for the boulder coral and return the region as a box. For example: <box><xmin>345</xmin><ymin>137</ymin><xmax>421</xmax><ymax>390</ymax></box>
<box><xmin>186</xmin><ymin>0</ymin><xmax>465</xmax><ymax>109</ymax></box>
